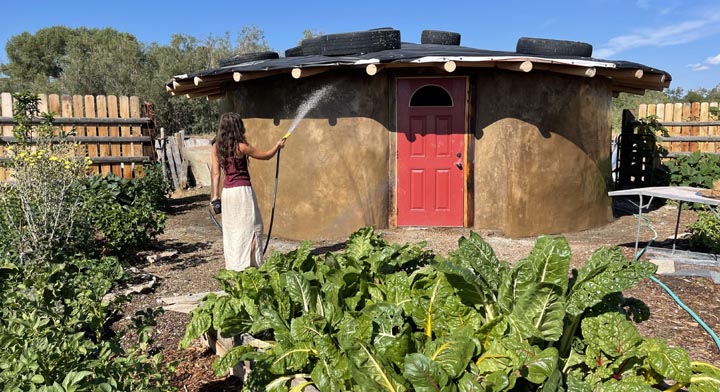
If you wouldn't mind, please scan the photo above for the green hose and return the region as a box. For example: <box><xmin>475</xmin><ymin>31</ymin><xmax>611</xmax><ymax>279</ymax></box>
<box><xmin>633</xmin><ymin>215</ymin><xmax>720</xmax><ymax>351</ymax></box>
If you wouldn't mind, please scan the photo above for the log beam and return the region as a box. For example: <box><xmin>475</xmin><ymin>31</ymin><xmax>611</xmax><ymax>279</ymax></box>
<box><xmin>291</xmin><ymin>67</ymin><xmax>329</xmax><ymax>79</ymax></box>
<box><xmin>496</xmin><ymin>60</ymin><xmax>533</xmax><ymax>73</ymax></box>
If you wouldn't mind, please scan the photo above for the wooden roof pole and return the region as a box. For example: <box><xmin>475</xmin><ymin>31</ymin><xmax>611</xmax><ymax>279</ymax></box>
<box><xmin>443</xmin><ymin>61</ymin><xmax>456</xmax><ymax>73</ymax></box>
<box><xmin>532</xmin><ymin>63</ymin><xmax>596</xmax><ymax>78</ymax></box>
<box><xmin>366</xmin><ymin>64</ymin><xmax>380</xmax><ymax>76</ymax></box>
<box><xmin>496</xmin><ymin>61</ymin><xmax>533</xmax><ymax>73</ymax></box>
<box><xmin>291</xmin><ymin>67</ymin><xmax>329</xmax><ymax>79</ymax></box>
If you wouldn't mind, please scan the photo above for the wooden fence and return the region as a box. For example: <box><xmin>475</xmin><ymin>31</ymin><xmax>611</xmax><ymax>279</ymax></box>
<box><xmin>0</xmin><ymin>92</ymin><xmax>156</xmax><ymax>180</ymax></box>
<box><xmin>638</xmin><ymin>102</ymin><xmax>720</xmax><ymax>156</ymax></box>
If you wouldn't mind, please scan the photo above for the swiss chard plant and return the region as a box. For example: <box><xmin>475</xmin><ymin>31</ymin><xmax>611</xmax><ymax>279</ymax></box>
<box><xmin>181</xmin><ymin>227</ymin><xmax>720</xmax><ymax>391</ymax></box>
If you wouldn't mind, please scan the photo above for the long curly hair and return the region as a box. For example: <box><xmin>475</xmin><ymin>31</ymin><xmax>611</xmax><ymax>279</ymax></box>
<box><xmin>214</xmin><ymin>112</ymin><xmax>248</xmax><ymax>172</ymax></box>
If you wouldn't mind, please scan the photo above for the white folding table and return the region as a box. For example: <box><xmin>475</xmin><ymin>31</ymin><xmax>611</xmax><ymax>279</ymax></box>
<box><xmin>608</xmin><ymin>186</ymin><xmax>720</xmax><ymax>254</ymax></box>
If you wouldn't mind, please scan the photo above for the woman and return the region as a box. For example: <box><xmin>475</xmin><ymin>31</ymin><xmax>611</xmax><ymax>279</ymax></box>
<box><xmin>211</xmin><ymin>112</ymin><xmax>285</xmax><ymax>271</ymax></box>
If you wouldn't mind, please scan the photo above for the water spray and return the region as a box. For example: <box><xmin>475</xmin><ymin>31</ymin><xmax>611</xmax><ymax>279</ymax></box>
<box><xmin>263</xmin><ymin>85</ymin><xmax>335</xmax><ymax>255</ymax></box>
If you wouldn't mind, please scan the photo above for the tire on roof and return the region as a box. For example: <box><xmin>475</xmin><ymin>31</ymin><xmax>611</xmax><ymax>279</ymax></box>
<box><xmin>285</xmin><ymin>46</ymin><xmax>303</xmax><ymax>57</ymax></box>
<box><xmin>421</xmin><ymin>30</ymin><xmax>461</xmax><ymax>45</ymax></box>
<box><xmin>219</xmin><ymin>51</ymin><xmax>280</xmax><ymax>67</ymax></box>
<box><xmin>516</xmin><ymin>37</ymin><xmax>593</xmax><ymax>57</ymax></box>
<box><xmin>301</xmin><ymin>37</ymin><xmax>322</xmax><ymax>55</ymax></box>
<box><xmin>319</xmin><ymin>29</ymin><xmax>401</xmax><ymax>56</ymax></box>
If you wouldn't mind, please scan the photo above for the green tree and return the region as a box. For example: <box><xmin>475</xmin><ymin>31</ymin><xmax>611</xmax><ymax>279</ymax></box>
<box><xmin>58</xmin><ymin>28</ymin><xmax>145</xmax><ymax>96</ymax></box>
<box><xmin>0</xmin><ymin>26</ymin><xmax>75</xmax><ymax>92</ymax></box>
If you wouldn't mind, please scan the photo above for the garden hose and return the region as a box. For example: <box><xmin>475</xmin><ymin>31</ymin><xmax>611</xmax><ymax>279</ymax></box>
<box><xmin>263</xmin><ymin>148</ymin><xmax>281</xmax><ymax>255</ymax></box>
<box><xmin>208</xmin><ymin>206</ymin><xmax>223</xmax><ymax>234</ymax></box>
<box><xmin>634</xmin><ymin>215</ymin><xmax>720</xmax><ymax>351</ymax></box>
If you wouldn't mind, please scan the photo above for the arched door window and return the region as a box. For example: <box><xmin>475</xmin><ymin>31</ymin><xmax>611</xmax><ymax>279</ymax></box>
<box><xmin>410</xmin><ymin>85</ymin><xmax>453</xmax><ymax>107</ymax></box>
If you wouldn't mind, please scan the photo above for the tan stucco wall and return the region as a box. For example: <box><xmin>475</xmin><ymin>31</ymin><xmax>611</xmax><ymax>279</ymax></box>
<box><xmin>473</xmin><ymin>70</ymin><xmax>614</xmax><ymax>237</ymax></box>
<box><xmin>227</xmin><ymin>71</ymin><xmax>390</xmax><ymax>241</ymax></box>
<box><xmin>217</xmin><ymin>67</ymin><xmax>615</xmax><ymax>241</ymax></box>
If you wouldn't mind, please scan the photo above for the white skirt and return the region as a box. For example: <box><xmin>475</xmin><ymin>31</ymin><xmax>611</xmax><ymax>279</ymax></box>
<box><xmin>221</xmin><ymin>186</ymin><xmax>264</xmax><ymax>271</ymax></box>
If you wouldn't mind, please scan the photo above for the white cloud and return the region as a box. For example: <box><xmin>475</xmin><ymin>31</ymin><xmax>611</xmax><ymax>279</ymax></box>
<box><xmin>594</xmin><ymin>11</ymin><xmax>720</xmax><ymax>58</ymax></box>
<box><xmin>688</xmin><ymin>63</ymin><xmax>710</xmax><ymax>71</ymax></box>
<box><xmin>707</xmin><ymin>53</ymin><xmax>720</xmax><ymax>64</ymax></box>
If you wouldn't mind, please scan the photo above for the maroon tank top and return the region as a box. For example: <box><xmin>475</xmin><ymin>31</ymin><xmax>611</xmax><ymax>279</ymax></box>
<box><xmin>223</xmin><ymin>155</ymin><xmax>251</xmax><ymax>187</ymax></box>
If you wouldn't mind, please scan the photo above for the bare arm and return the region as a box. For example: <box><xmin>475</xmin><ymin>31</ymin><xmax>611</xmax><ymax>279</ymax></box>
<box><xmin>238</xmin><ymin>139</ymin><xmax>286</xmax><ymax>160</ymax></box>
<box><xmin>211</xmin><ymin>144</ymin><xmax>222</xmax><ymax>201</ymax></box>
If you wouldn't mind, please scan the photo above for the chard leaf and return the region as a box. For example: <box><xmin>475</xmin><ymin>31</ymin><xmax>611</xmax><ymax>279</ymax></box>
<box><xmin>522</xmin><ymin>347</ymin><xmax>558</xmax><ymax>385</ymax></box>
<box><xmin>566</xmin><ymin>247</ymin><xmax>656</xmax><ymax>317</ymax></box>
<box><xmin>565</xmin><ymin>372</ymin><xmax>592</xmax><ymax>392</ymax></box>
<box><xmin>483</xmin><ymin>371</ymin><xmax>512</xmax><ymax>392</ymax></box>
<box><xmin>447</xmin><ymin>232</ymin><xmax>507</xmax><ymax>293</ymax></box>
<box><xmin>179</xmin><ymin>307</ymin><xmax>212</xmax><ymax>349</ymax></box>
<box><xmin>348</xmin><ymin>344</ymin><xmax>406</xmax><ymax>392</ymax></box>
<box><xmin>212</xmin><ymin>345</ymin><xmax>253</xmax><ymax>377</ymax></box>
<box><xmin>285</xmin><ymin>270</ymin><xmax>315</xmax><ymax>313</ymax></box>
<box><xmin>648</xmin><ymin>346</ymin><xmax>692</xmax><ymax>384</ymax></box>
<box><xmin>689</xmin><ymin>375</ymin><xmax>720</xmax><ymax>391</ymax></box>
<box><xmin>429</xmin><ymin>337</ymin><xmax>475</xmax><ymax>379</ymax></box>
<box><xmin>374</xmin><ymin>324</ymin><xmax>413</xmax><ymax>370</ymax></box>
<box><xmin>290</xmin><ymin>314</ymin><xmax>326</xmax><ymax>344</ymax></box>
<box><xmin>457</xmin><ymin>373</ymin><xmax>483</xmax><ymax>392</ymax></box>
<box><xmin>510</xmin><ymin>283</ymin><xmax>566</xmax><ymax>341</ymax></box>
<box><xmin>404</xmin><ymin>353</ymin><xmax>450</xmax><ymax>391</ymax></box>
<box><xmin>581</xmin><ymin>313</ymin><xmax>642</xmax><ymax>358</ymax></box>
<box><xmin>434</xmin><ymin>262</ymin><xmax>496</xmax><ymax>316</ymax></box>
<box><xmin>311</xmin><ymin>357</ymin><xmax>349</xmax><ymax>392</ymax></box>
<box><xmin>383</xmin><ymin>272</ymin><xmax>413</xmax><ymax>307</ymax></box>
<box><xmin>692</xmin><ymin>361</ymin><xmax>720</xmax><ymax>377</ymax></box>
<box><xmin>337</xmin><ymin>313</ymin><xmax>373</xmax><ymax>350</ymax></box>
<box><xmin>596</xmin><ymin>379</ymin><xmax>656</xmax><ymax>391</ymax></box>
<box><xmin>252</xmin><ymin>306</ymin><xmax>291</xmax><ymax>342</ymax></box>
<box><xmin>498</xmin><ymin>237</ymin><xmax>569</xmax><ymax>319</ymax></box>
<box><xmin>346</xmin><ymin>227</ymin><xmax>375</xmax><ymax>262</ymax></box>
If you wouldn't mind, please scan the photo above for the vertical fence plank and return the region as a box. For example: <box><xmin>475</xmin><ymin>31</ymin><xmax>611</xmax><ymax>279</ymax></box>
<box><xmin>681</xmin><ymin>103</ymin><xmax>691</xmax><ymax>152</ymax></box>
<box><xmin>107</xmin><ymin>95</ymin><xmax>121</xmax><ymax>177</ymax></box>
<box><xmin>119</xmin><ymin>96</ymin><xmax>132</xmax><ymax>178</ymax></box>
<box><xmin>671</xmin><ymin>103</ymin><xmax>682</xmax><ymax>153</ymax></box>
<box><xmin>699</xmin><ymin>102</ymin><xmax>709</xmax><ymax>153</ymax></box>
<box><xmin>638</xmin><ymin>103</ymin><xmax>647</xmax><ymax>118</ymax></box>
<box><xmin>72</xmin><ymin>95</ymin><xmax>85</xmax><ymax>159</ymax></box>
<box><xmin>130</xmin><ymin>96</ymin><xmax>142</xmax><ymax>177</ymax></box>
<box><xmin>690</xmin><ymin>102</ymin><xmax>700</xmax><ymax>152</ymax></box>
<box><xmin>48</xmin><ymin>94</ymin><xmax>60</xmax><ymax>117</ymax></box>
<box><xmin>61</xmin><ymin>95</ymin><xmax>74</xmax><ymax>152</ymax></box>
<box><xmin>96</xmin><ymin>96</ymin><xmax>110</xmax><ymax>175</ymax></box>
<box><xmin>84</xmin><ymin>95</ymin><xmax>99</xmax><ymax>175</ymax></box>
<box><xmin>0</xmin><ymin>93</ymin><xmax>12</xmax><ymax>181</ymax></box>
<box><xmin>711</xmin><ymin>102</ymin><xmax>719</xmax><ymax>153</ymax></box>
<box><xmin>663</xmin><ymin>103</ymin><xmax>675</xmax><ymax>154</ymax></box>
<box><xmin>38</xmin><ymin>94</ymin><xmax>48</xmax><ymax>116</ymax></box>
<box><xmin>647</xmin><ymin>103</ymin><xmax>656</xmax><ymax>117</ymax></box>
<box><xmin>656</xmin><ymin>103</ymin><xmax>665</xmax><ymax>122</ymax></box>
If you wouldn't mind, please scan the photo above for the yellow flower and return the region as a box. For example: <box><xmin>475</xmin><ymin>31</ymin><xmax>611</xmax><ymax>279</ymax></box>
<box><xmin>50</xmin><ymin>156</ymin><xmax>58</xmax><ymax>161</ymax></box>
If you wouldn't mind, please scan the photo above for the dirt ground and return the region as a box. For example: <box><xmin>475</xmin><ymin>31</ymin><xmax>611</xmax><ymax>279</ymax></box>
<box><xmin>120</xmin><ymin>187</ymin><xmax>720</xmax><ymax>391</ymax></box>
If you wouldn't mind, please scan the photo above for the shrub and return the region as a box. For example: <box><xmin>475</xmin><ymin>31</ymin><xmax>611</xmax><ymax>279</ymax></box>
<box><xmin>81</xmin><ymin>163</ymin><xmax>169</xmax><ymax>256</ymax></box>
<box><xmin>688</xmin><ymin>210</ymin><xmax>720</xmax><ymax>254</ymax></box>
<box><xmin>667</xmin><ymin>151</ymin><xmax>720</xmax><ymax>189</ymax></box>
<box><xmin>0</xmin><ymin>93</ymin><xmax>174</xmax><ymax>390</ymax></box>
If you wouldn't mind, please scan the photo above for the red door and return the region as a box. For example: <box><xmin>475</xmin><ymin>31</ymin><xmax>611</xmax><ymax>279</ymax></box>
<box><xmin>397</xmin><ymin>77</ymin><xmax>467</xmax><ymax>227</ymax></box>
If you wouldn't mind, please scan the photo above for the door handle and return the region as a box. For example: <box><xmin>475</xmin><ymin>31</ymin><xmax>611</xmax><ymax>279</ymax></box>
<box><xmin>455</xmin><ymin>162</ymin><xmax>463</xmax><ymax>170</ymax></box>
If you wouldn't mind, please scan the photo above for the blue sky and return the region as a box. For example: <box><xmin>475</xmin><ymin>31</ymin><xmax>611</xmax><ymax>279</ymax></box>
<box><xmin>2</xmin><ymin>0</ymin><xmax>720</xmax><ymax>91</ymax></box>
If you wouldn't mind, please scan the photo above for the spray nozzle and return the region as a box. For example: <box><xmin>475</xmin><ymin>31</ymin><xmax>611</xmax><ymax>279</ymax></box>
<box><xmin>282</xmin><ymin>131</ymin><xmax>292</xmax><ymax>140</ymax></box>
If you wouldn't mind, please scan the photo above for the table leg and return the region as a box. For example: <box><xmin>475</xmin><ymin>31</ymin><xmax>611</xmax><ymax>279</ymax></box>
<box><xmin>635</xmin><ymin>194</ymin><xmax>643</xmax><ymax>255</ymax></box>
<box><xmin>672</xmin><ymin>201</ymin><xmax>683</xmax><ymax>255</ymax></box>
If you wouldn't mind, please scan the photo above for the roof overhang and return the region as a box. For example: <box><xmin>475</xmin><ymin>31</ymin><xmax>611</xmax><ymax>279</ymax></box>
<box><xmin>166</xmin><ymin>43</ymin><xmax>671</xmax><ymax>99</ymax></box>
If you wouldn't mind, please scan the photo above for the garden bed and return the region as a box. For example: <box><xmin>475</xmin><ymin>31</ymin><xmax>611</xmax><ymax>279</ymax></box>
<box><xmin>120</xmin><ymin>187</ymin><xmax>720</xmax><ymax>391</ymax></box>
